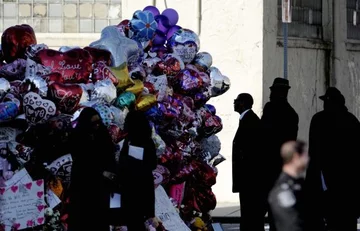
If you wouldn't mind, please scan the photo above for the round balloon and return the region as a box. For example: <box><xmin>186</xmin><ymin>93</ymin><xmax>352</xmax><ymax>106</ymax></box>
<box><xmin>161</xmin><ymin>8</ymin><xmax>179</xmax><ymax>26</ymax></box>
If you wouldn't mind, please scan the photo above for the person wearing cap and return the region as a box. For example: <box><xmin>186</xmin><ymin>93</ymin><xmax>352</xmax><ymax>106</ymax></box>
<box><xmin>233</xmin><ymin>93</ymin><xmax>265</xmax><ymax>231</ymax></box>
<box><xmin>268</xmin><ymin>140</ymin><xmax>309</xmax><ymax>231</ymax></box>
<box><xmin>304</xmin><ymin>87</ymin><xmax>360</xmax><ymax>231</ymax></box>
<box><xmin>261</xmin><ymin>77</ymin><xmax>299</xmax><ymax>230</ymax></box>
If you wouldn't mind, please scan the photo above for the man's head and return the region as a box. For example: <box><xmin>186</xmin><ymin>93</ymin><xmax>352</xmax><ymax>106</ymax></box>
<box><xmin>234</xmin><ymin>93</ymin><xmax>253</xmax><ymax>114</ymax></box>
<box><xmin>281</xmin><ymin>140</ymin><xmax>309</xmax><ymax>177</ymax></box>
<box><xmin>319</xmin><ymin>87</ymin><xmax>346</xmax><ymax>111</ymax></box>
<box><xmin>269</xmin><ymin>77</ymin><xmax>291</xmax><ymax>101</ymax></box>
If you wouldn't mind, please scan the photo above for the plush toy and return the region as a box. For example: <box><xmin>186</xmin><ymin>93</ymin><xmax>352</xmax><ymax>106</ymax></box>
<box><xmin>190</xmin><ymin>217</ymin><xmax>208</xmax><ymax>231</ymax></box>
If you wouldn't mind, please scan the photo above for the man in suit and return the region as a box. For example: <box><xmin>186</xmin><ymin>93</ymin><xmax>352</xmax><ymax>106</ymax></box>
<box><xmin>261</xmin><ymin>77</ymin><xmax>299</xmax><ymax>231</ymax></box>
<box><xmin>305</xmin><ymin>87</ymin><xmax>360</xmax><ymax>231</ymax></box>
<box><xmin>233</xmin><ymin>93</ymin><xmax>265</xmax><ymax>231</ymax></box>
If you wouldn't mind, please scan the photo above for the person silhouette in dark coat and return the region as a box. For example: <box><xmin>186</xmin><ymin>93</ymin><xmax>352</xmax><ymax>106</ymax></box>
<box><xmin>119</xmin><ymin>109</ymin><xmax>158</xmax><ymax>231</ymax></box>
<box><xmin>305</xmin><ymin>87</ymin><xmax>360</xmax><ymax>231</ymax></box>
<box><xmin>261</xmin><ymin>77</ymin><xmax>299</xmax><ymax>230</ymax></box>
<box><xmin>68</xmin><ymin>107</ymin><xmax>117</xmax><ymax>231</ymax></box>
<box><xmin>232</xmin><ymin>93</ymin><xmax>265</xmax><ymax>231</ymax></box>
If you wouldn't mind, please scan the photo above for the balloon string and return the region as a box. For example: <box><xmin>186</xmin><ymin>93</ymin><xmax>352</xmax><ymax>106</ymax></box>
<box><xmin>164</xmin><ymin>0</ymin><xmax>168</xmax><ymax>9</ymax></box>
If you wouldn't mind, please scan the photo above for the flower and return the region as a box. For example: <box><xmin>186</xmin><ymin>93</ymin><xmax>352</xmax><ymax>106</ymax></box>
<box><xmin>45</xmin><ymin>208</ymin><xmax>53</xmax><ymax>217</ymax></box>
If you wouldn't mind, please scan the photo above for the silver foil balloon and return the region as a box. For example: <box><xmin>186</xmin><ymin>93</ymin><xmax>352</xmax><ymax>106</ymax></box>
<box><xmin>193</xmin><ymin>52</ymin><xmax>212</xmax><ymax>71</ymax></box>
<box><xmin>167</xmin><ymin>28</ymin><xmax>200</xmax><ymax>64</ymax></box>
<box><xmin>91</xmin><ymin>78</ymin><xmax>117</xmax><ymax>104</ymax></box>
<box><xmin>24</xmin><ymin>75</ymin><xmax>48</xmax><ymax>97</ymax></box>
<box><xmin>89</xmin><ymin>26</ymin><xmax>141</xmax><ymax>67</ymax></box>
<box><xmin>0</xmin><ymin>78</ymin><xmax>10</xmax><ymax>97</ymax></box>
<box><xmin>59</xmin><ymin>46</ymin><xmax>81</xmax><ymax>52</ymax></box>
<box><xmin>208</xmin><ymin>67</ymin><xmax>231</xmax><ymax>97</ymax></box>
<box><xmin>26</xmin><ymin>44</ymin><xmax>49</xmax><ymax>59</ymax></box>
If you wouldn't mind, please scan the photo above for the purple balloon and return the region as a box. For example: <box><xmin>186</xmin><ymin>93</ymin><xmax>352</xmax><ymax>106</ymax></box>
<box><xmin>162</xmin><ymin>8</ymin><xmax>179</xmax><ymax>26</ymax></box>
<box><xmin>143</xmin><ymin>5</ymin><xmax>160</xmax><ymax>17</ymax></box>
<box><xmin>152</xmin><ymin>31</ymin><xmax>167</xmax><ymax>46</ymax></box>
<box><xmin>166</xmin><ymin>25</ymin><xmax>182</xmax><ymax>40</ymax></box>
<box><xmin>155</xmin><ymin>15</ymin><xmax>171</xmax><ymax>34</ymax></box>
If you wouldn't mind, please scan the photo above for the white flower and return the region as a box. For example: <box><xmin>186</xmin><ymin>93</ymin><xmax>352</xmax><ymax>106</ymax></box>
<box><xmin>45</xmin><ymin>208</ymin><xmax>53</xmax><ymax>217</ymax></box>
<box><xmin>49</xmin><ymin>217</ymin><xmax>56</xmax><ymax>224</ymax></box>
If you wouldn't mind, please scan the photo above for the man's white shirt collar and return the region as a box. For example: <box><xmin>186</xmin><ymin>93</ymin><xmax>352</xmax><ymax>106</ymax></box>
<box><xmin>240</xmin><ymin>109</ymin><xmax>250</xmax><ymax>120</ymax></box>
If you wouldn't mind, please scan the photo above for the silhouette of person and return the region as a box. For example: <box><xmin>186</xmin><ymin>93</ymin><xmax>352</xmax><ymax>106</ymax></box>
<box><xmin>68</xmin><ymin>107</ymin><xmax>117</xmax><ymax>231</ymax></box>
<box><xmin>305</xmin><ymin>87</ymin><xmax>360</xmax><ymax>231</ymax></box>
<box><xmin>119</xmin><ymin>109</ymin><xmax>158</xmax><ymax>231</ymax></box>
<box><xmin>261</xmin><ymin>77</ymin><xmax>299</xmax><ymax>230</ymax></box>
<box><xmin>268</xmin><ymin>140</ymin><xmax>308</xmax><ymax>231</ymax></box>
<box><xmin>232</xmin><ymin>93</ymin><xmax>265</xmax><ymax>231</ymax></box>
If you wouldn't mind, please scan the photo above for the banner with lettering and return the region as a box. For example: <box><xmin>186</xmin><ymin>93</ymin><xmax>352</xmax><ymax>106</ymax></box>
<box><xmin>0</xmin><ymin>179</ymin><xmax>45</xmax><ymax>231</ymax></box>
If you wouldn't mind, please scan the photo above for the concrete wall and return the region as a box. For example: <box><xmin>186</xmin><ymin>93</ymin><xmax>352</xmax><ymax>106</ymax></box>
<box><xmin>1</xmin><ymin>0</ymin><xmax>264</xmax><ymax>207</ymax></box>
<box><xmin>264</xmin><ymin>0</ymin><xmax>329</xmax><ymax>142</ymax></box>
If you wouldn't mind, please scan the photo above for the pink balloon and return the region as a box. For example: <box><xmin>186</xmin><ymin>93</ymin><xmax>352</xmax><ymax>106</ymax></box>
<box><xmin>143</xmin><ymin>5</ymin><xmax>160</xmax><ymax>17</ymax></box>
<box><xmin>162</xmin><ymin>8</ymin><xmax>179</xmax><ymax>26</ymax></box>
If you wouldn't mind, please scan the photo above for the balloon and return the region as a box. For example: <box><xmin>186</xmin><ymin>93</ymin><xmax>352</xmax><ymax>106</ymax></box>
<box><xmin>151</xmin><ymin>126</ymin><xmax>166</xmax><ymax>156</ymax></box>
<box><xmin>166</xmin><ymin>25</ymin><xmax>182</xmax><ymax>40</ymax></box>
<box><xmin>204</xmin><ymin>104</ymin><xmax>216</xmax><ymax>115</ymax></box>
<box><xmin>153</xmin><ymin>55</ymin><xmax>184</xmax><ymax>77</ymax></box>
<box><xmin>208</xmin><ymin>67</ymin><xmax>231</xmax><ymax>97</ymax></box>
<box><xmin>136</xmin><ymin>94</ymin><xmax>157</xmax><ymax>111</ymax></box>
<box><xmin>36</xmin><ymin>48</ymin><xmax>92</xmax><ymax>84</ymax></box>
<box><xmin>0</xmin><ymin>78</ymin><xmax>10</xmax><ymax>96</ymax></box>
<box><xmin>23</xmin><ymin>75</ymin><xmax>48</xmax><ymax>97</ymax></box>
<box><xmin>25</xmin><ymin>43</ymin><xmax>48</xmax><ymax>59</ymax></box>
<box><xmin>154</xmin><ymin>15</ymin><xmax>171</xmax><ymax>34</ymax></box>
<box><xmin>110</xmin><ymin>105</ymin><xmax>128</xmax><ymax>129</ymax></box>
<box><xmin>59</xmin><ymin>46</ymin><xmax>81</xmax><ymax>52</ymax></box>
<box><xmin>89</xmin><ymin>26</ymin><xmax>141</xmax><ymax>67</ymax></box>
<box><xmin>92</xmin><ymin>61</ymin><xmax>119</xmax><ymax>86</ymax></box>
<box><xmin>91</xmin><ymin>78</ymin><xmax>117</xmax><ymax>104</ymax></box>
<box><xmin>153</xmin><ymin>164</ymin><xmax>170</xmax><ymax>188</ymax></box>
<box><xmin>169</xmin><ymin>183</ymin><xmax>185</xmax><ymax>207</ymax></box>
<box><xmin>172</xmin><ymin>68</ymin><xmax>203</xmax><ymax>96</ymax></box>
<box><xmin>0</xmin><ymin>59</ymin><xmax>27</xmax><ymax>81</ymax></box>
<box><xmin>143</xmin><ymin>6</ymin><xmax>160</xmax><ymax>17</ymax></box>
<box><xmin>83</xmin><ymin>46</ymin><xmax>112</xmax><ymax>66</ymax></box>
<box><xmin>22</xmin><ymin>92</ymin><xmax>56</xmax><ymax>124</ymax></box>
<box><xmin>92</xmin><ymin>103</ymin><xmax>114</xmax><ymax>127</ymax></box>
<box><xmin>109</xmin><ymin>62</ymin><xmax>134</xmax><ymax>90</ymax></box>
<box><xmin>143</xmin><ymin>82</ymin><xmax>156</xmax><ymax>95</ymax></box>
<box><xmin>130</xmin><ymin>10</ymin><xmax>158</xmax><ymax>41</ymax></box>
<box><xmin>125</xmin><ymin>79</ymin><xmax>144</xmax><ymax>96</ymax></box>
<box><xmin>116</xmin><ymin>19</ymin><xmax>131</xmax><ymax>38</ymax></box>
<box><xmin>114</xmin><ymin>91</ymin><xmax>136</xmax><ymax>109</ymax></box>
<box><xmin>47</xmin><ymin>83</ymin><xmax>84</xmax><ymax>114</ymax></box>
<box><xmin>1</xmin><ymin>24</ymin><xmax>37</xmax><ymax>63</ymax></box>
<box><xmin>152</xmin><ymin>31</ymin><xmax>167</xmax><ymax>46</ymax></box>
<box><xmin>161</xmin><ymin>8</ymin><xmax>179</xmax><ymax>26</ymax></box>
<box><xmin>108</xmin><ymin>123</ymin><xmax>127</xmax><ymax>144</ymax></box>
<box><xmin>0</xmin><ymin>101</ymin><xmax>19</xmax><ymax>122</ymax></box>
<box><xmin>193</xmin><ymin>52</ymin><xmax>213</xmax><ymax>72</ymax></box>
<box><xmin>167</xmin><ymin>29</ymin><xmax>200</xmax><ymax>63</ymax></box>
<box><xmin>146</xmin><ymin>74</ymin><xmax>168</xmax><ymax>101</ymax></box>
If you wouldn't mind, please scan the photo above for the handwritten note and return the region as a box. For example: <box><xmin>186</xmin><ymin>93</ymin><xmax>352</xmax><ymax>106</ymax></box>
<box><xmin>0</xmin><ymin>127</ymin><xmax>16</xmax><ymax>143</ymax></box>
<box><xmin>0</xmin><ymin>179</ymin><xmax>45</xmax><ymax>231</ymax></box>
<box><xmin>46</xmin><ymin>190</ymin><xmax>61</xmax><ymax>209</ymax></box>
<box><xmin>155</xmin><ymin>186</ymin><xmax>190</xmax><ymax>231</ymax></box>
<box><xmin>3</xmin><ymin>168</ymin><xmax>32</xmax><ymax>187</ymax></box>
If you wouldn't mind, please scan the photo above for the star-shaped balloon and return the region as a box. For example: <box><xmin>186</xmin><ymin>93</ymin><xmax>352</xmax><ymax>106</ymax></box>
<box><xmin>89</xmin><ymin>26</ymin><xmax>141</xmax><ymax>67</ymax></box>
<box><xmin>109</xmin><ymin>62</ymin><xmax>134</xmax><ymax>90</ymax></box>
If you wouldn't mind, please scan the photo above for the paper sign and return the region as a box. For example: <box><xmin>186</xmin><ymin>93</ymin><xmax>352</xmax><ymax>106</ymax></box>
<box><xmin>128</xmin><ymin>145</ymin><xmax>144</xmax><ymax>161</ymax></box>
<box><xmin>46</xmin><ymin>190</ymin><xmax>61</xmax><ymax>209</ymax></box>
<box><xmin>3</xmin><ymin>168</ymin><xmax>33</xmax><ymax>187</ymax></box>
<box><xmin>0</xmin><ymin>179</ymin><xmax>45</xmax><ymax>231</ymax></box>
<box><xmin>155</xmin><ymin>186</ymin><xmax>190</xmax><ymax>231</ymax></box>
<box><xmin>282</xmin><ymin>0</ymin><xmax>292</xmax><ymax>23</ymax></box>
<box><xmin>0</xmin><ymin>127</ymin><xmax>16</xmax><ymax>143</ymax></box>
<box><xmin>110</xmin><ymin>193</ymin><xmax>121</xmax><ymax>208</ymax></box>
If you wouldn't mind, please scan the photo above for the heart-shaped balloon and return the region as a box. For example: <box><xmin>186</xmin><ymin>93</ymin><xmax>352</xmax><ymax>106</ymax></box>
<box><xmin>84</xmin><ymin>46</ymin><xmax>112</xmax><ymax>66</ymax></box>
<box><xmin>136</xmin><ymin>94</ymin><xmax>157</xmax><ymax>111</ymax></box>
<box><xmin>208</xmin><ymin>66</ymin><xmax>231</xmax><ymax>97</ymax></box>
<box><xmin>89</xmin><ymin>26</ymin><xmax>141</xmax><ymax>67</ymax></box>
<box><xmin>192</xmin><ymin>52</ymin><xmax>212</xmax><ymax>72</ymax></box>
<box><xmin>92</xmin><ymin>61</ymin><xmax>119</xmax><ymax>85</ymax></box>
<box><xmin>125</xmin><ymin>79</ymin><xmax>144</xmax><ymax>96</ymax></box>
<box><xmin>47</xmin><ymin>83</ymin><xmax>84</xmax><ymax>114</ymax></box>
<box><xmin>167</xmin><ymin>28</ymin><xmax>200</xmax><ymax>64</ymax></box>
<box><xmin>1</xmin><ymin>24</ymin><xmax>37</xmax><ymax>63</ymax></box>
<box><xmin>0</xmin><ymin>101</ymin><xmax>19</xmax><ymax>122</ymax></box>
<box><xmin>23</xmin><ymin>92</ymin><xmax>56</xmax><ymax>125</ymax></box>
<box><xmin>35</xmin><ymin>48</ymin><xmax>92</xmax><ymax>84</ymax></box>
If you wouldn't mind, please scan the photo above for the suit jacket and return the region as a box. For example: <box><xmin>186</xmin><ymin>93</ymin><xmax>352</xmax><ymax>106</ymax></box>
<box><xmin>232</xmin><ymin>109</ymin><xmax>261</xmax><ymax>192</ymax></box>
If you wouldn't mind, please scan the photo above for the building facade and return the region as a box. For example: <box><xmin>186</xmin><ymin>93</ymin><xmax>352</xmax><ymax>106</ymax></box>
<box><xmin>0</xmin><ymin>0</ymin><xmax>359</xmax><ymax>210</ymax></box>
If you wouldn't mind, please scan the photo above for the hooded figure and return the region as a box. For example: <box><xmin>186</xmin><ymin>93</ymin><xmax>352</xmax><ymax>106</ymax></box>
<box><xmin>68</xmin><ymin>107</ymin><xmax>116</xmax><ymax>231</ymax></box>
